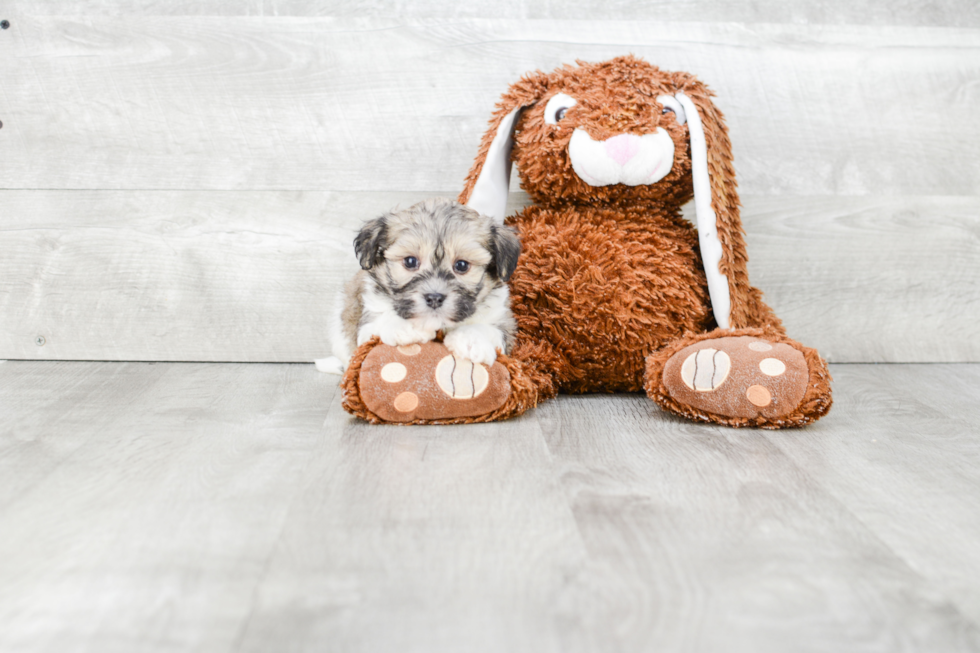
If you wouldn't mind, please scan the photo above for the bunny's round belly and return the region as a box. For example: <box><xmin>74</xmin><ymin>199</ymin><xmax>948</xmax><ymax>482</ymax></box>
<box><xmin>507</xmin><ymin>206</ymin><xmax>713</xmax><ymax>393</ymax></box>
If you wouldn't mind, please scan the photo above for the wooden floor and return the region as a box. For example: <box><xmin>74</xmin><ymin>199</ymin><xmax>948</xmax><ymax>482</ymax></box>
<box><xmin>1</xmin><ymin>361</ymin><xmax>978</xmax><ymax>652</ymax></box>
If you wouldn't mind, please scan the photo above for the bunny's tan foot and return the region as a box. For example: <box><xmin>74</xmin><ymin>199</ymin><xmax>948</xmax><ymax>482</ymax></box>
<box><xmin>644</xmin><ymin>328</ymin><xmax>832</xmax><ymax>429</ymax></box>
<box><xmin>341</xmin><ymin>339</ymin><xmax>543</xmax><ymax>424</ymax></box>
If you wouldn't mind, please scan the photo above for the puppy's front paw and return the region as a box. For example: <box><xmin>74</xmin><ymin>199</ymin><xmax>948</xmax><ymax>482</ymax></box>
<box><xmin>376</xmin><ymin>320</ymin><xmax>433</xmax><ymax>347</ymax></box>
<box><xmin>444</xmin><ymin>325</ymin><xmax>501</xmax><ymax>366</ymax></box>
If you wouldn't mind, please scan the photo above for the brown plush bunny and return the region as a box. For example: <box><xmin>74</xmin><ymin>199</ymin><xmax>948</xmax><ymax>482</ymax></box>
<box><xmin>342</xmin><ymin>55</ymin><xmax>832</xmax><ymax>428</ymax></box>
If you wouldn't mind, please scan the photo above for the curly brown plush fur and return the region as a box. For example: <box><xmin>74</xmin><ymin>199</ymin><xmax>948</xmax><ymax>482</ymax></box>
<box><xmin>345</xmin><ymin>55</ymin><xmax>832</xmax><ymax>428</ymax></box>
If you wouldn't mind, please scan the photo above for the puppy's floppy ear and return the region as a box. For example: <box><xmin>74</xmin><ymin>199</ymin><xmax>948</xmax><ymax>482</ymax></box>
<box><xmin>488</xmin><ymin>224</ymin><xmax>521</xmax><ymax>282</ymax></box>
<box><xmin>353</xmin><ymin>216</ymin><xmax>388</xmax><ymax>270</ymax></box>
<box><xmin>458</xmin><ymin>71</ymin><xmax>551</xmax><ymax>224</ymax></box>
<box><xmin>669</xmin><ymin>76</ymin><xmax>754</xmax><ymax>330</ymax></box>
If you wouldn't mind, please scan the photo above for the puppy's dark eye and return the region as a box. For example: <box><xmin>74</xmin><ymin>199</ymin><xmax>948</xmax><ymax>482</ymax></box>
<box><xmin>403</xmin><ymin>256</ymin><xmax>419</xmax><ymax>270</ymax></box>
<box><xmin>662</xmin><ymin>106</ymin><xmax>675</xmax><ymax>115</ymax></box>
<box><xmin>555</xmin><ymin>107</ymin><xmax>568</xmax><ymax>122</ymax></box>
<box><xmin>453</xmin><ymin>260</ymin><xmax>470</xmax><ymax>274</ymax></box>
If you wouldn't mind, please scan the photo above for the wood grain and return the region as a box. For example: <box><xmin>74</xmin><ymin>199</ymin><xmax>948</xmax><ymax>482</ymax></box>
<box><xmin>0</xmin><ymin>189</ymin><xmax>422</xmax><ymax>363</ymax></box>
<box><xmin>535</xmin><ymin>386</ymin><xmax>980</xmax><ymax>651</ymax></box>
<box><xmin>767</xmin><ymin>363</ymin><xmax>980</xmax><ymax>625</ymax></box>
<box><xmin>731</xmin><ymin>196</ymin><xmax>980</xmax><ymax>363</ymax></box>
<box><xmin>235</xmin><ymin>406</ymin><xmax>583</xmax><ymax>653</ymax></box>
<box><xmin>1</xmin><ymin>361</ymin><xmax>980</xmax><ymax>651</ymax></box>
<box><xmin>6</xmin><ymin>0</ymin><xmax>980</xmax><ymax>27</ymax></box>
<box><xmin>0</xmin><ymin>18</ymin><xmax>977</xmax><ymax>195</ymax></box>
<box><xmin>0</xmin><ymin>361</ymin><xmax>172</xmax><ymax>508</ymax></box>
<box><xmin>1</xmin><ymin>190</ymin><xmax>976</xmax><ymax>363</ymax></box>
<box><xmin>0</xmin><ymin>361</ymin><xmax>339</xmax><ymax>653</ymax></box>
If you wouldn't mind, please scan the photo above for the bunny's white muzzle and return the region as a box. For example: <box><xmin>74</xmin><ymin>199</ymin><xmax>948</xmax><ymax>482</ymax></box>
<box><xmin>568</xmin><ymin>128</ymin><xmax>675</xmax><ymax>187</ymax></box>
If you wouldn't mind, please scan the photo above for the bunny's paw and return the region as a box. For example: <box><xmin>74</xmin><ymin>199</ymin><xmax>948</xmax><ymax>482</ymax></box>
<box><xmin>646</xmin><ymin>332</ymin><xmax>831</xmax><ymax>429</ymax></box>
<box><xmin>353</xmin><ymin>341</ymin><xmax>511</xmax><ymax>423</ymax></box>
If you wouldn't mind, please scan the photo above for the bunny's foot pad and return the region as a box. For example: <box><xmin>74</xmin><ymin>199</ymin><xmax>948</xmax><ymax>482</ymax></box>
<box><xmin>646</xmin><ymin>330</ymin><xmax>832</xmax><ymax>429</ymax></box>
<box><xmin>354</xmin><ymin>342</ymin><xmax>511</xmax><ymax>423</ymax></box>
<box><xmin>662</xmin><ymin>335</ymin><xmax>807</xmax><ymax>419</ymax></box>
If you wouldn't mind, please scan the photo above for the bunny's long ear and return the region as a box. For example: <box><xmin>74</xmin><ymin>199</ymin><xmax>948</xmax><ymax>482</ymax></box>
<box><xmin>674</xmin><ymin>84</ymin><xmax>754</xmax><ymax>330</ymax></box>
<box><xmin>459</xmin><ymin>74</ymin><xmax>550</xmax><ymax>223</ymax></box>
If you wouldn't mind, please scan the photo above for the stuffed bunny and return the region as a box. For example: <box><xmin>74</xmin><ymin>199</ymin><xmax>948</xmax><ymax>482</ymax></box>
<box><xmin>342</xmin><ymin>55</ymin><xmax>832</xmax><ymax>428</ymax></box>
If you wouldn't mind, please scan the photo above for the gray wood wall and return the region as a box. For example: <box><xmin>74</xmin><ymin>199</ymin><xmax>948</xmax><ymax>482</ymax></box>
<box><xmin>1</xmin><ymin>2</ymin><xmax>978</xmax><ymax>363</ymax></box>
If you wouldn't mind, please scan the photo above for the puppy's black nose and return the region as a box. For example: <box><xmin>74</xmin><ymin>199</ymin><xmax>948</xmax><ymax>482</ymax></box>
<box><xmin>424</xmin><ymin>292</ymin><xmax>446</xmax><ymax>309</ymax></box>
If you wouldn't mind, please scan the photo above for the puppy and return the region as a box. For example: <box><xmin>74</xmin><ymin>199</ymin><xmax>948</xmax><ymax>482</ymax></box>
<box><xmin>317</xmin><ymin>197</ymin><xmax>520</xmax><ymax>373</ymax></box>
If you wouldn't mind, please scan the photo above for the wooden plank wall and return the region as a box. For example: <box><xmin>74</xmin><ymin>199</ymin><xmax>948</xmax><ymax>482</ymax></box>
<box><xmin>1</xmin><ymin>3</ymin><xmax>978</xmax><ymax>363</ymax></box>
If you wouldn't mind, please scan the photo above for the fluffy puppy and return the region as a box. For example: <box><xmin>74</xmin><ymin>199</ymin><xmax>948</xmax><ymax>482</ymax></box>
<box><xmin>321</xmin><ymin>197</ymin><xmax>520</xmax><ymax>372</ymax></box>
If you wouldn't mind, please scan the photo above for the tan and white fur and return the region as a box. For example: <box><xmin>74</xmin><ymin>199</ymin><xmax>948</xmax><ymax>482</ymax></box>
<box><xmin>317</xmin><ymin>198</ymin><xmax>520</xmax><ymax>374</ymax></box>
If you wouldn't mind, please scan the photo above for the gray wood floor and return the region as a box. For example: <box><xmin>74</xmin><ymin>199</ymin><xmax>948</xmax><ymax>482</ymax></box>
<box><xmin>1</xmin><ymin>361</ymin><xmax>979</xmax><ymax>652</ymax></box>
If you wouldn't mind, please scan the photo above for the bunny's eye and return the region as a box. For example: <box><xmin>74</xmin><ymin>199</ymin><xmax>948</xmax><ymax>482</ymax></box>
<box><xmin>656</xmin><ymin>95</ymin><xmax>687</xmax><ymax>126</ymax></box>
<box><xmin>544</xmin><ymin>93</ymin><xmax>577</xmax><ymax>125</ymax></box>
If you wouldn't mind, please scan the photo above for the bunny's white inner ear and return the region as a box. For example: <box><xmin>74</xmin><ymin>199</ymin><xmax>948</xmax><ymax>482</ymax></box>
<box><xmin>466</xmin><ymin>107</ymin><xmax>522</xmax><ymax>224</ymax></box>
<box><xmin>675</xmin><ymin>92</ymin><xmax>731</xmax><ymax>330</ymax></box>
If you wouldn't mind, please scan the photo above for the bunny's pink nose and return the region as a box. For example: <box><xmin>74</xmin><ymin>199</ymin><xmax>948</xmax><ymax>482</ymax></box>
<box><xmin>604</xmin><ymin>134</ymin><xmax>642</xmax><ymax>166</ymax></box>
